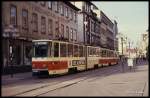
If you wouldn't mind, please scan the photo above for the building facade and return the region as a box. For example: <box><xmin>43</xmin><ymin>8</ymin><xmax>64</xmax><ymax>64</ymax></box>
<box><xmin>2</xmin><ymin>1</ymin><xmax>79</xmax><ymax>68</ymax></box>
<box><xmin>137</xmin><ymin>30</ymin><xmax>149</xmax><ymax>58</ymax></box>
<box><xmin>71</xmin><ymin>1</ymin><xmax>101</xmax><ymax>46</ymax></box>
<box><xmin>99</xmin><ymin>11</ymin><xmax>115</xmax><ymax>50</ymax></box>
<box><xmin>113</xmin><ymin>20</ymin><xmax>118</xmax><ymax>51</ymax></box>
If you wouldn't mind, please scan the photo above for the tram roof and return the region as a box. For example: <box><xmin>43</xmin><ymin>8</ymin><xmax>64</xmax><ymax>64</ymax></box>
<box><xmin>32</xmin><ymin>39</ymin><xmax>53</xmax><ymax>42</ymax></box>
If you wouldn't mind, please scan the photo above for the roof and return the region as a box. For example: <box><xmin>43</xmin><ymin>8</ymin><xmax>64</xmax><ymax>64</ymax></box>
<box><xmin>63</xmin><ymin>1</ymin><xmax>80</xmax><ymax>11</ymax></box>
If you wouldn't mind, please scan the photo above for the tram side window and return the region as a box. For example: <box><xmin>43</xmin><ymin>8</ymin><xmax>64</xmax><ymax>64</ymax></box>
<box><xmin>49</xmin><ymin>42</ymin><xmax>52</xmax><ymax>57</ymax></box>
<box><xmin>68</xmin><ymin>44</ymin><xmax>73</xmax><ymax>57</ymax></box>
<box><xmin>107</xmin><ymin>51</ymin><xmax>110</xmax><ymax>57</ymax></box>
<box><xmin>90</xmin><ymin>47</ymin><xmax>93</xmax><ymax>56</ymax></box>
<box><xmin>101</xmin><ymin>50</ymin><xmax>104</xmax><ymax>57</ymax></box>
<box><xmin>54</xmin><ymin>43</ymin><xmax>59</xmax><ymax>57</ymax></box>
<box><xmin>79</xmin><ymin>46</ymin><xmax>84</xmax><ymax>57</ymax></box>
<box><xmin>60</xmin><ymin>43</ymin><xmax>67</xmax><ymax>57</ymax></box>
<box><xmin>74</xmin><ymin>45</ymin><xmax>79</xmax><ymax>57</ymax></box>
<box><xmin>93</xmin><ymin>48</ymin><xmax>96</xmax><ymax>56</ymax></box>
<box><xmin>99</xmin><ymin>49</ymin><xmax>102</xmax><ymax>57</ymax></box>
<box><xmin>102</xmin><ymin>50</ymin><xmax>106</xmax><ymax>57</ymax></box>
<box><xmin>96</xmin><ymin>48</ymin><xmax>99</xmax><ymax>57</ymax></box>
<box><xmin>112</xmin><ymin>52</ymin><xmax>114</xmax><ymax>57</ymax></box>
<box><xmin>114</xmin><ymin>52</ymin><xmax>117</xmax><ymax>57</ymax></box>
<box><xmin>88</xmin><ymin>47</ymin><xmax>90</xmax><ymax>56</ymax></box>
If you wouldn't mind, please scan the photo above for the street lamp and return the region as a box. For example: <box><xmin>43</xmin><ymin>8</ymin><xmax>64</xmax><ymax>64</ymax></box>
<box><xmin>116</xmin><ymin>33</ymin><xmax>125</xmax><ymax>72</ymax></box>
<box><xmin>3</xmin><ymin>25</ymin><xmax>19</xmax><ymax>78</ymax></box>
<box><xmin>84</xmin><ymin>21</ymin><xmax>88</xmax><ymax>70</ymax></box>
<box><xmin>84</xmin><ymin>21</ymin><xmax>88</xmax><ymax>45</ymax></box>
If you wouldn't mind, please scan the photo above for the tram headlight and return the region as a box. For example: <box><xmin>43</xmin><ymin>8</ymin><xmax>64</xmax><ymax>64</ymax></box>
<box><xmin>32</xmin><ymin>64</ymin><xmax>35</xmax><ymax>68</ymax></box>
<box><xmin>43</xmin><ymin>64</ymin><xmax>47</xmax><ymax>68</ymax></box>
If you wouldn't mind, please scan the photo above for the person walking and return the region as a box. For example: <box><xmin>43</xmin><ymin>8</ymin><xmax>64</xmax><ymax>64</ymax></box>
<box><xmin>127</xmin><ymin>57</ymin><xmax>134</xmax><ymax>71</ymax></box>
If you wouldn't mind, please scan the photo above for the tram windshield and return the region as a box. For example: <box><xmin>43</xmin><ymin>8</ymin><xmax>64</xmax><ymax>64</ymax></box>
<box><xmin>33</xmin><ymin>42</ymin><xmax>48</xmax><ymax>57</ymax></box>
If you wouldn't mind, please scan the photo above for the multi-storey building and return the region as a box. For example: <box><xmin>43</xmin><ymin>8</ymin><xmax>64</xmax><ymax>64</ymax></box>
<box><xmin>99</xmin><ymin>11</ymin><xmax>115</xmax><ymax>50</ymax></box>
<box><xmin>113</xmin><ymin>20</ymin><xmax>118</xmax><ymax>51</ymax></box>
<box><xmin>2</xmin><ymin>1</ymin><xmax>79</xmax><ymax>69</ymax></box>
<box><xmin>71</xmin><ymin>1</ymin><xmax>101</xmax><ymax>46</ymax></box>
<box><xmin>137</xmin><ymin>30</ymin><xmax>148</xmax><ymax>58</ymax></box>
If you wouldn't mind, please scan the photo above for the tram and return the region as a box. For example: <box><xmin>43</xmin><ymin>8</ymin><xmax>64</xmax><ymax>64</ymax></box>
<box><xmin>32</xmin><ymin>40</ymin><xmax>119</xmax><ymax>76</ymax></box>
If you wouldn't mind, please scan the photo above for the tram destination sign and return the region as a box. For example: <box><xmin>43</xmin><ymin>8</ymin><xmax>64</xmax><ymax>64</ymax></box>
<box><xmin>72</xmin><ymin>60</ymin><xmax>85</xmax><ymax>66</ymax></box>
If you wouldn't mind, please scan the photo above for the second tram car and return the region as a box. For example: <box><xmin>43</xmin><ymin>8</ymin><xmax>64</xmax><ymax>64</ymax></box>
<box><xmin>32</xmin><ymin>40</ymin><xmax>119</xmax><ymax>76</ymax></box>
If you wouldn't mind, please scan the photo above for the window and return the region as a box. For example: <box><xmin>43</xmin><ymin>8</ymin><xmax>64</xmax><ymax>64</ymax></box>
<box><xmin>48</xmin><ymin>42</ymin><xmax>52</xmax><ymax>57</ymax></box>
<box><xmin>61</xmin><ymin>24</ymin><xmax>64</xmax><ymax>38</ymax></box>
<box><xmin>74</xmin><ymin>29</ymin><xmax>77</xmax><ymax>41</ymax></box>
<box><xmin>60</xmin><ymin>43</ymin><xmax>67</xmax><ymax>57</ymax></box>
<box><xmin>55</xmin><ymin>2</ymin><xmax>59</xmax><ymax>12</ymax></box>
<box><xmin>79</xmin><ymin>46</ymin><xmax>84</xmax><ymax>57</ymax></box>
<box><xmin>10</xmin><ymin>5</ymin><xmax>17</xmax><ymax>26</ymax></box>
<box><xmin>102</xmin><ymin>50</ymin><xmax>107</xmax><ymax>57</ymax></box>
<box><xmin>99</xmin><ymin>49</ymin><xmax>102</xmax><ymax>57</ymax></box>
<box><xmin>54</xmin><ymin>42</ymin><xmax>59</xmax><ymax>57</ymax></box>
<box><xmin>65</xmin><ymin>7</ymin><xmax>68</xmax><ymax>18</ymax></box>
<box><xmin>66</xmin><ymin>26</ymin><xmax>69</xmax><ymax>40</ymax></box>
<box><xmin>60</xmin><ymin>3</ymin><xmax>64</xmax><ymax>15</ymax></box>
<box><xmin>48</xmin><ymin>19</ymin><xmax>53</xmax><ymax>36</ymax></box>
<box><xmin>75</xmin><ymin>12</ymin><xmax>77</xmax><ymax>22</ymax></box>
<box><xmin>71</xmin><ymin>10</ymin><xmax>73</xmax><ymax>20</ymax></box>
<box><xmin>34</xmin><ymin>43</ymin><xmax>48</xmax><ymax>57</ymax></box>
<box><xmin>55</xmin><ymin>21</ymin><xmax>59</xmax><ymax>38</ymax></box>
<box><xmin>70</xmin><ymin>28</ymin><xmax>73</xmax><ymax>41</ymax></box>
<box><xmin>70</xmin><ymin>9</ymin><xmax>73</xmax><ymax>20</ymax></box>
<box><xmin>41</xmin><ymin>16</ymin><xmax>46</xmax><ymax>34</ymax></box>
<box><xmin>68</xmin><ymin>44</ymin><xmax>73</xmax><ymax>57</ymax></box>
<box><xmin>32</xmin><ymin>13</ymin><xmax>38</xmax><ymax>32</ymax></box>
<box><xmin>41</xmin><ymin>1</ymin><xmax>46</xmax><ymax>6</ymax></box>
<box><xmin>22</xmin><ymin>9</ymin><xmax>28</xmax><ymax>30</ymax></box>
<box><xmin>73</xmin><ymin>45</ymin><xmax>79</xmax><ymax>57</ymax></box>
<box><xmin>68</xmin><ymin>8</ymin><xmax>71</xmax><ymax>19</ymax></box>
<box><xmin>48</xmin><ymin>1</ymin><xmax>52</xmax><ymax>9</ymax></box>
<box><xmin>96</xmin><ymin>48</ymin><xmax>99</xmax><ymax>57</ymax></box>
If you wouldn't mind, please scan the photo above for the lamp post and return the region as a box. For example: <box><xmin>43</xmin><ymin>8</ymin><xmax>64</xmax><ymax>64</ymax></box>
<box><xmin>116</xmin><ymin>33</ymin><xmax>125</xmax><ymax>72</ymax></box>
<box><xmin>84</xmin><ymin>21</ymin><xmax>88</xmax><ymax>70</ymax></box>
<box><xmin>84</xmin><ymin>21</ymin><xmax>88</xmax><ymax>45</ymax></box>
<box><xmin>121</xmin><ymin>37</ymin><xmax>123</xmax><ymax>55</ymax></box>
<box><xmin>3</xmin><ymin>25</ymin><xmax>19</xmax><ymax>78</ymax></box>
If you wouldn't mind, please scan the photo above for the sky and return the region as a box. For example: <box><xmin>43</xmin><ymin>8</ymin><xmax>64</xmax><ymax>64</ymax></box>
<box><xmin>92</xmin><ymin>1</ymin><xmax>148</xmax><ymax>47</ymax></box>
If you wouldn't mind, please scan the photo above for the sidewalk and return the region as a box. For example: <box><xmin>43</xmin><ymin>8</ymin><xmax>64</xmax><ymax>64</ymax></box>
<box><xmin>40</xmin><ymin>64</ymin><xmax>149</xmax><ymax>96</ymax></box>
<box><xmin>2</xmin><ymin>72</ymin><xmax>32</xmax><ymax>85</ymax></box>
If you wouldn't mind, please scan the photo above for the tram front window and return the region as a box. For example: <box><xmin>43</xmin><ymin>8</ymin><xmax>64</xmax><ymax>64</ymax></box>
<box><xmin>34</xmin><ymin>44</ymin><xmax>48</xmax><ymax>57</ymax></box>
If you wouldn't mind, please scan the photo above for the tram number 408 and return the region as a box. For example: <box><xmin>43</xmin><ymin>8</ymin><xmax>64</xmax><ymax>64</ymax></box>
<box><xmin>72</xmin><ymin>60</ymin><xmax>85</xmax><ymax>66</ymax></box>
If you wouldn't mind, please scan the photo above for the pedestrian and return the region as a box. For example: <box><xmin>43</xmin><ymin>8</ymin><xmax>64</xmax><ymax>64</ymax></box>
<box><xmin>127</xmin><ymin>57</ymin><xmax>134</xmax><ymax>71</ymax></box>
<box><xmin>119</xmin><ymin>55</ymin><xmax>124</xmax><ymax>72</ymax></box>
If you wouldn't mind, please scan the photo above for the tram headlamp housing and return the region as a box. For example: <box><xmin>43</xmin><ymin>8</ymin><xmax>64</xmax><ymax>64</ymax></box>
<box><xmin>43</xmin><ymin>64</ymin><xmax>47</xmax><ymax>68</ymax></box>
<box><xmin>32</xmin><ymin>64</ymin><xmax>35</xmax><ymax>68</ymax></box>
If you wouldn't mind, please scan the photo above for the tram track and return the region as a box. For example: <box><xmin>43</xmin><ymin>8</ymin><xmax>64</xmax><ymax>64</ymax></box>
<box><xmin>13</xmin><ymin>64</ymin><xmax>122</xmax><ymax>96</ymax></box>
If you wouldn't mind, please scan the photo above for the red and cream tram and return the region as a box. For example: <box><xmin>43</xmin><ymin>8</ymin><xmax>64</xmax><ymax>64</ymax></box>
<box><xmin>32</xmin><ymin>40</ymin><xmax>119</xmax><ymax>76</ymax></box>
